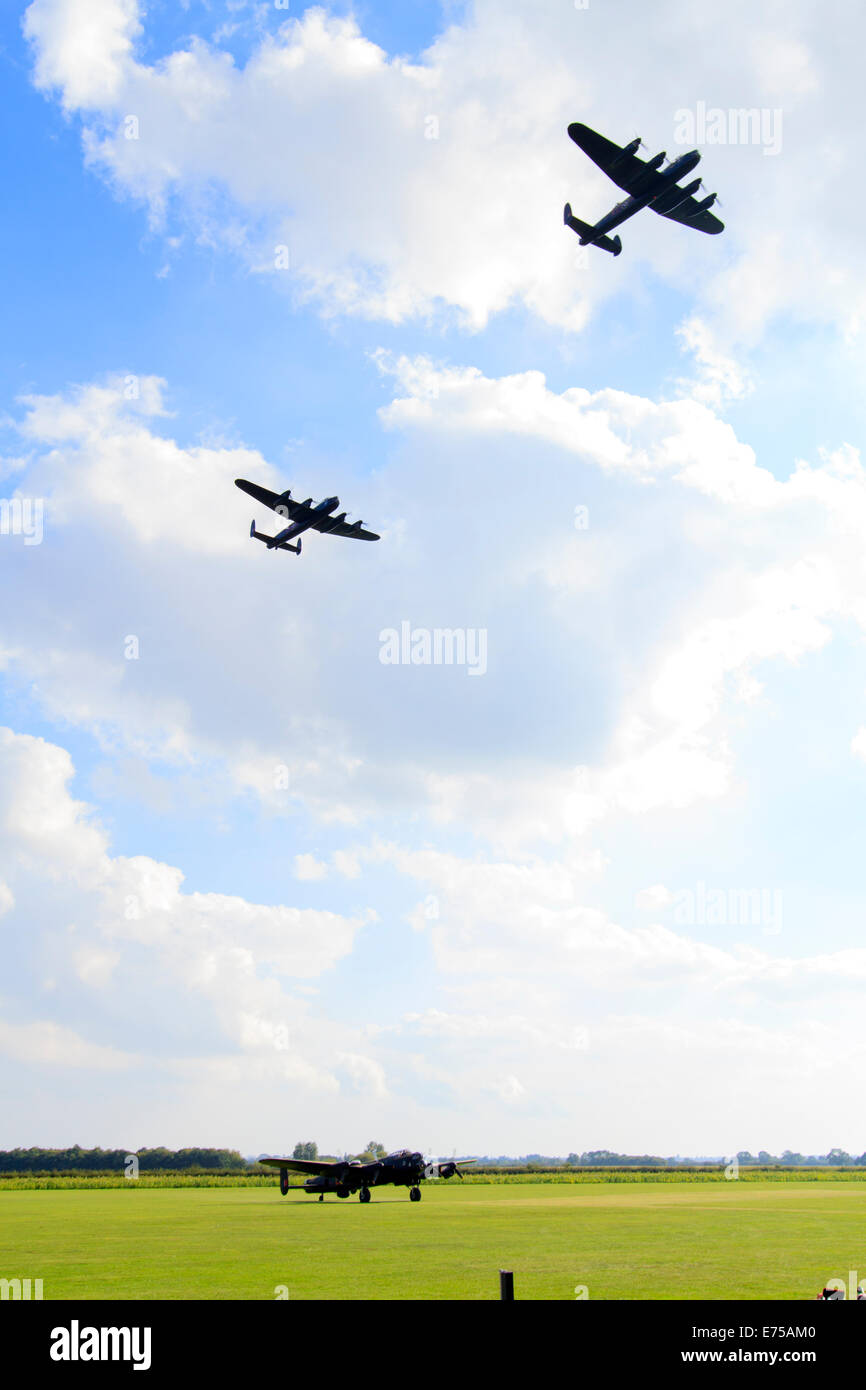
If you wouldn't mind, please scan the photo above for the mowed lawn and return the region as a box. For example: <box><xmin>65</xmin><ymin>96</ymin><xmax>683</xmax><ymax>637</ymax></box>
<box><xmin>3</xmin><ymin>1181</ymin><xmax>866</xmax><ymax>1300</ymax></box>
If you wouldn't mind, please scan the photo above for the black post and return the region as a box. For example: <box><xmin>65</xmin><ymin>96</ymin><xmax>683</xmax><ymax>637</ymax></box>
<box><xmin>500</xmin><ymin>1270</ymin><xmax>514</xmax><ymax>1301</ymax></box>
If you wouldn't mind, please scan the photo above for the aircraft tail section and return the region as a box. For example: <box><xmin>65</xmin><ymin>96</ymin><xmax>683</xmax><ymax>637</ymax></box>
<box><xmin>563</xmin><ymin>204</ymin><xmax>622</xmax><ymax>256</ymax></box>
<box><xmin>250</xmin><ymin>521</ymin><xmax>302</xmax><ymax>554</ymax></box>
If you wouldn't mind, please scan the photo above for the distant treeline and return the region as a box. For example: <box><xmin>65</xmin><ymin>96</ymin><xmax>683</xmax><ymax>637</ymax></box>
<box><xmin>0</xmin><ymin>1147</ymin><xmax>248</xmax><ymax>1173</ymax></box>
<box><xmin>479</xmin><ymin>1149</ymin><xmax>866</xmax><ymax>1167</ymax></box>
<box><xmin>4</xmin><ymin>1145</ymin><xmax>866</xmax><ymax>1174</ymax></box>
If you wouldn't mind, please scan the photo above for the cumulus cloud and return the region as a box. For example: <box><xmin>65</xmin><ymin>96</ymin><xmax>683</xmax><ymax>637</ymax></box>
<box><xmin>22</xmin><ymin>0</ymin><xmax>866</xmax><ymax>346</ymax></box>
<box><xmin>294</xmin><ymin>853</ymin><xmax>328</xmax><ymax>881</ymax></box>
<box><xmin>635</xmin><ymin>884</ymin><xmax>674</xmax><ymax>913</ymax></box>
<box><xmin>24</xmin><ymin>0</ymin><xmax>141</xmax><ymax>110</ymax></box>
<box><xmin>0</xmin><ymin>1018</ymin><xmax>134</xmax><ymax>1070</ymax></box>
<box><xmin>6</xmin><ymin>361</ymin><xmax>866</xmax><ymax>856</ymax></box>
<box><xmin>0</xmin><ymin>725</ymin><xmax>370</xmax><ymax>1098</ymax></box>
<box><xmin>12</xmin><ymin>0</ymin><xmax>866</xmax><ymax>1154</ymax></box>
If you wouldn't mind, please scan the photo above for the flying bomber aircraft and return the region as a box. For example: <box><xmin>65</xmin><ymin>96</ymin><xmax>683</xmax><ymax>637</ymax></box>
<box><xmin>259</xmin><ymin>1149</ymin><xmax>476</xmax><ymax>1202</ymax></box>
<box><xmin>563</xmin><ymin>122</ymin><xmax>724</xmax><ymax>256</ymax></box>
<box><xmin>235</xmin><ymin>478</ymin><xmax>380</xmax><ymax>555</ymax></box>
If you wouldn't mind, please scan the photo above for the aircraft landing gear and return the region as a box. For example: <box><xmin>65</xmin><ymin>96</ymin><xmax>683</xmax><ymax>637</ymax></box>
<box><xmin>359</xmin><ymin>1187</ymin><xmax>371</xmax><ymax>1203</ymax></box>
<box><xmin>318</xmin><ymin>1194</ymin><xmax>324</xmax><ymax>1202</ymax></box>
<box><xmin>279</xmin><ymin>1169</ymin><xmax>289</xmax><ymax>1196</ymax></box>
<box><xmin>409</xmin><ymin>1187</ymin><xmax>421</xmax><ymax>1202</ymax></box>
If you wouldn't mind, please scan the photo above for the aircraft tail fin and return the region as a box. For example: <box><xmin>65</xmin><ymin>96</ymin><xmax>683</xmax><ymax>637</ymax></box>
<box><xmin>563</xmin><ymin>204</ymin><xmax>622</xmax><ymax>256</ymax></box>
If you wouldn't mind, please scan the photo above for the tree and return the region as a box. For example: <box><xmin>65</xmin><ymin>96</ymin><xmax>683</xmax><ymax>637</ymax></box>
<box><xmin>292</xmin><ymin>1141</ymin><xmax>318</xmax><ymax>1161</ymax></box>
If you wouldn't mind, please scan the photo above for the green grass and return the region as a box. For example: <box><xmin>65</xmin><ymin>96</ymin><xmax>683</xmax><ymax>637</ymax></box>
<box><xmin>3</xmin><ymin>1180</ymin><xmax>866</xmax><ymax>1300</ymax></box>
<box><xmin>3</xmin><ymin>1166</ymin><xmax>863</xmax><ymax>1189</ymax></box>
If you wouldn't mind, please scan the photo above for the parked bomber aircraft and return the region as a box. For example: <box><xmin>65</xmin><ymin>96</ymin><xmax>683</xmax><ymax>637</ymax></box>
<box><xmin>564</xmin><ymin>122</ymin><xmax>724</xmax><ymax>256</ymax></box>
<box><xmin>259</xmin><ymin>1150</ymin><xmax>476</xmax><ymax>1201</ymax></box>
<box><xmin>235</xmin><ymin>478</ymin><xmax>380</xmax><ymax>555</ymax></box>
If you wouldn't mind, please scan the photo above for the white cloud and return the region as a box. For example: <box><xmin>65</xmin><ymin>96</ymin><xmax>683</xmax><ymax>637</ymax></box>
<box><xmin>22</xmin><ymin>0</ymin><xmax>866</xmax><ymax>351</ymax></box>
<box><xmin>337</xmin><ymin>1051</ymin><xmax>388</xmax><ymax>1098</ymax></box>
<box><xmin>24</xmin><ymin>0</ymin><xmax>141</xmax><ymax>110</ymax></box>
<box><xmin>0</xmin><ymin>879</ymin><xmax>14</xmax><ymax>919</ymax></box>
<box><xmin>6</xmin><ymin>362</ymin><xmax>866</xmax><ymax>859</ymax></box>
<box><xmin>12</xmin><ymin>0</ymin><xmax>866</xmax><ymax>1156</ymax></box>
<box><xmin>0</xmin><ymin>1018</ymin><xmax>134</xmax><ymax>1070</ymax></box>
<box><xmin>332</xmin><ymin>850</ymin><xmax>361</xmax><ymax>878</ymax></box>
<box><xmin>0</xmin><ymin>726</ymin><xmax>370</xmax><ymax>1093</ymax></box>
<box><xmin>294</xmin><ymin>853</ymin><xmax>328</xmax><ymax>880</ymax></box>
<box><xmin>494</xmin><ymin>1075</ymin><xmax>525</xmax><ymax>1102</ymax></box>
<box><xmin>674</xmin><ymin>317</ymin><xmax>754</xmax><ymax>408</ymax></box>
<box><xmin>635</xmin><ymin>885</ymin><xmax>673</xmax><ymax>913</ymax></box>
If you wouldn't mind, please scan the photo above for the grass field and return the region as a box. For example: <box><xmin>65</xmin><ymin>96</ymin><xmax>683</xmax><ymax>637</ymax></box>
<box><xmin>3</xmin><ymin>1180</ymin><xmax>866</xmax><ymax>1300</ymax></box>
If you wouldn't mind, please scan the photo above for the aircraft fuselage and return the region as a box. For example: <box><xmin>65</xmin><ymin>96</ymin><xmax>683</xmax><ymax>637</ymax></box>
<box><xmin>268</xmin><ymin>495</ymin><xmax>340</xmax><ymax>548</ymax></box>
<box><xmin>583</xmin><ymin>149</ymin><xmax>701</xmax><ymax>243</ymax></box>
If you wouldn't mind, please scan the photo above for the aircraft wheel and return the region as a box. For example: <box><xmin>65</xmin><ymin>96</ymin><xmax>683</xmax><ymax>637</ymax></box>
<box><xmin>409</xmin><ymin>1187</ymin><xmax>421</xmax><ymax>1202</ymax></box>
<box><xmin>359</xmin><ymin>1187</ymin><xmax>371</xmax><ymax>1204</ymax></box>
<box><xmin>337</xmin><ymin>1188</ymin><xmax>350</xmax><ymax>1199</ymax></box>
<box><xmin>279</xmin><ymin>1169</ymin><xmax>289</xmax><ymax>1196</ymax></box>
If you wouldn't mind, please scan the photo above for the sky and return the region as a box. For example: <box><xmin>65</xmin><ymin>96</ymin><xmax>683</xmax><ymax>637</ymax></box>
<box><xmin>2</xmin><ymin>0</ymin><xmax>866</xmax><ymax>1160</ymax></box>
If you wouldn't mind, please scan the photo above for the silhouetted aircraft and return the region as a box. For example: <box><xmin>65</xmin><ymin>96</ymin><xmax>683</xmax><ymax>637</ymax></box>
<box><xmin>259</xmin><ymin>1149</ymin><xmax>476</xmax><ymax>1201</ymax></box>
<box><xmin>564</xmin><ymin>122</ymin><xmax>724</xmax><ymax>256</ymax></box>
<box><xmin>235</xmin><ymin>478</ymin><xmax>380</xmax><ymax>555</ymax></box>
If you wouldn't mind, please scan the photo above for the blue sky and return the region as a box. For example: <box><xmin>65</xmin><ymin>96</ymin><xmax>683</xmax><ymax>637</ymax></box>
<box><xmin>2</xmin><ymin>0</ymin><xmax>866</xmax><ymax>1159</ymax></box>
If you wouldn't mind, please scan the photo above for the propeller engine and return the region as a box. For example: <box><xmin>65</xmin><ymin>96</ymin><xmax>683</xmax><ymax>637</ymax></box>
<box><xmin>656</xmin><ymin>176</ymin><xmax>702</xmax><ymax>212</ymax></box>
<box><xmin>612</xmin><ymin>135</ymin><xmax>645</xmax><ymax>168</ymax></box>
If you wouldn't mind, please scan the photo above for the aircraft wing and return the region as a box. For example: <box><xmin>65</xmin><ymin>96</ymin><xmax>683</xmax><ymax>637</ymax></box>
<box><xmin>234</xmin><ymin>479</ymin><xmax>304</xmax><ymax>516</ymax></box>
<box><xmin>653</xmin><ymin>199</ymin><xmax>724</xmax><ymax>235</ymax></box>
<box><xmin>316</xmin><ymin>518</ymin><xmax>380</xmax><ymax>541</ymax></box>
<box><xmin>258</xmin><ymin>1156</ymin><xmax>335</xmax><ymax>1176</ymax></box>
<box><xmin>567</xmin><ymin>123</ymin><xmax>667</xmax><ymax>195</ymax></box>
<box><xmin>434</xmin><ymin>1158</ymin><xmax>477</xmax><ymax>1175</ymax></box>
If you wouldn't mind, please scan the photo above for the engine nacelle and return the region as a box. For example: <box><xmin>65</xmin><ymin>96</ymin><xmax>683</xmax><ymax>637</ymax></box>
<box><xmin>692</xmin><ymin>192</ymin><xmax>717</xmax><ymax>212</ymax></box>
<box><xmin>613</xmin><ymin>137</ymin><xmax>641</xmax><ymax>163</ymax></box>
<box><xmin>659</xmin><ymin>177</ymin><xmax>702</xmax><ymax>213</ymax></box>
<box><xmin>677</xmin><ymin>178</ymin><xmax>702</xmax><ymax>200</ymax></box>
<box><xmin>646</xmin><ymin>151</ymin><xmax>666</xmax><ymax>171</ymax></box>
